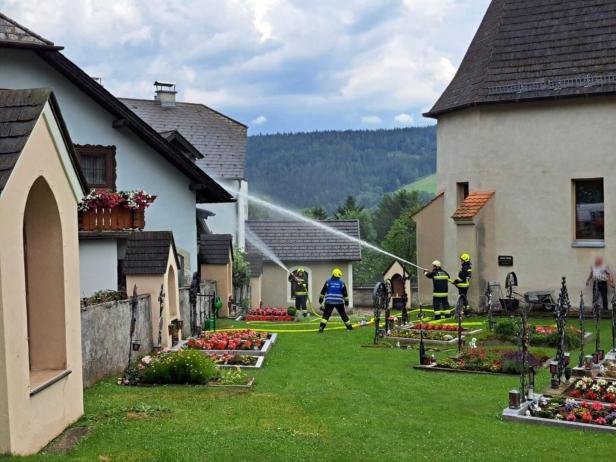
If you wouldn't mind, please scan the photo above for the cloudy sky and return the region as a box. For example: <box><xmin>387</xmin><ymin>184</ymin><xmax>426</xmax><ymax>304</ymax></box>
<box><xmin>1</xmin><ymin>0</ymin><xmax>491</xmax><ymax>133</ymax></box>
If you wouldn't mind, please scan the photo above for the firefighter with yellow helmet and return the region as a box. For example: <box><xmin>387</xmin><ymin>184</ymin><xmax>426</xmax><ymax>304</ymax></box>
<box><xmin>424</xmin><ymin>260</ymin><xmax>452</xmax><ymax>319</ymax></box>
<box><xmin>452</xmin><ymin>252</ymin><xmax>472</xmax><ymax>314</ymax></box>
<box><xmin>288</xmin><ymin>267</ymin><xmax>309</xmax><ymax>317</ymax></box>
<box><xmin>318</xmin><ymin>268</ymin><xmax>353</xmax><ymax>332</ymax></box>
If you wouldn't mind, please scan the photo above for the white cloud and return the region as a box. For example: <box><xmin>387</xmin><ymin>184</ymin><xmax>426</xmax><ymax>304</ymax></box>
<box><xmin>251</xmin><ymin>115</ymin><xmax>268</xmax><ymax>125</ymax></box>
<box><xmin>361</xmin><ymin>115</ymin><xmax>381</xmax><ymax>124</ymax></box>
<box><xmin>0</xmin><ymin>0</ymin><xmax>491</xmax><ymax>131</ymax></box>
<box><xmin>394</xmin><ymin>113</ymin><xmax>414</xmax><ymax>125</ymax></box>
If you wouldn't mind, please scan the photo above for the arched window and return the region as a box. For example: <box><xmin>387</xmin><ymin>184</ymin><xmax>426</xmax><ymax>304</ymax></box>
<box><xmin>23</xmin><ymin>177</ymin><xmax>67</xmax><ymax>385</ymax></box>
<box><xmin>167</xmin><ymin>265</ymin><xmax>179</xmax><ymax>319</ymax></box>
<box><xmin>287</xmin><ymin>266</ymin><xmax>312</xmax><ymax>303</ymax></box>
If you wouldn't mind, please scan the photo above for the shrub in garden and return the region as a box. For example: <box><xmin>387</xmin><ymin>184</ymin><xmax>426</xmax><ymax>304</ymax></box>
<box><xmin>139</xmin><ymin>350</ymin><xmax>220</xmax><ymax>385</ymax></box>
<box><xmin>494</xmin><ymin>319</ymin><xmax>517</xmax><ymax>340</ymax></box>
<box><xmin>287</xmin><ymin>306</ymin><xmax>297</xmax><ymax>316</ymax></box>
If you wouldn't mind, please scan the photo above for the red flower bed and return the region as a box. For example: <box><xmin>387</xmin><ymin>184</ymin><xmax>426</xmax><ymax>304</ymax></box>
<box><xmin>187</xmin><ymin>330</ymin><xmax>269</xmax><ymax>351</ymax></box>
<box><xmin>245</xmin><ymin>307</ymin><xmax>294</xmax><ymax>321</ymax></box>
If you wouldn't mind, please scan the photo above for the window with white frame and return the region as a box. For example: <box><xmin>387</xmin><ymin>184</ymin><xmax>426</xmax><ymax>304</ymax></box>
<box><xmin>574</xmin><ymin>179</ymin><xmax>604</xmax><ymax>241</ymax></box>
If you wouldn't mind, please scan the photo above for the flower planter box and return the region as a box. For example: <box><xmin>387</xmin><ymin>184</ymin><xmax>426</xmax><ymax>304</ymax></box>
<box><xmin>79</xmin><ymin>208</ymin><xmax>145</xmax><ymax>231</ymax></box>
<box><xmin>502</xmin><ymin>398</ymin><xmax>616</xmax><ymax>433</ymax></box>
<box><xmin>217</xmin><ymin>356</ymin><xmax>265</xmax><ymax>369</ymax></box>
<box><xmin>413</xmin><ymin>363</ymin><xmax>512</xmax><ymax>376</ymax></box>
<box><xmin>207</xmin><ymin>377</ymin><xmax>255</xmax><ymax>389</ymax></box>
<box><xmin>176</xmin><ymin>333</ymin><xmax>277</xmax><ymax>357</ymax></box>
<box><xmin>384</xmin><ymin>336</ymin><xmax>460</xmax><ymax>346</ymax></box>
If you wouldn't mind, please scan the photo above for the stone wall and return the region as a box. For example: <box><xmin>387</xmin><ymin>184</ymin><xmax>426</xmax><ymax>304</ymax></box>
<box><xmin>81</xmin><ymin>294</ymin><xmax>152</xmax><ymax>387</ymax></box>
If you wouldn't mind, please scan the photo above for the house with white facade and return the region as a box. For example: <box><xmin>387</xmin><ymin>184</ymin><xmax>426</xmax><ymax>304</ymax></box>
<box><xmin>0</xmin><ymin>13</ymin><xmax>233</xmax><ymax>296</ymax></box>
<box><xmin>121</xmin><ymin>83</ymin><xmax>248</xmax><ymax>248</ymax></box>
<box><xmin>414</xmin><ymin>0</ymin><xmax>616</xmax><ymax>308</ymax></box>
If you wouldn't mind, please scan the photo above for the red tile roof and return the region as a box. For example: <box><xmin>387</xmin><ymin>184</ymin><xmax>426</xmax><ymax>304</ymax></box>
<box><xmin>452</xmin><ymin>192</ymin><xmax>494</xmax><ymax>220</ymax></box>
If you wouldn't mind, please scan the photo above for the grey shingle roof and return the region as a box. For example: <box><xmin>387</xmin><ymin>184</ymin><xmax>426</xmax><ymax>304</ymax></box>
<box><xmin>0</xmin><ymin>12</ymin><xmax>59</xmax><ymax>49</ymax></box>
<box><xmin>124</xmin><ymin>231</ymin><xmax>178</xmax><ymax>275</ymax></box>
<box><xmin>246</xmin><ymin>252</ymin><xmax>263</xmax><ymax>277</ymax></box>
<box><xmin>245</xmin><ymin>220</ymin><xmax>362</xmax><ymax>262</ymax></box>
<box><xmin>199</xmin><ymin>234</ymin><xmax>233</xmax><ymax>265</ymax></box>
<box><xmin>0</xmin><ymin>88</ymin><xmax>87</xmax><ymax>195</ymax></box>
<box><xmin>426</xmin><ymin>0</ymin><xmax>616</xmax><ymax>118</ymax></box>
<box><xmin>119</xmin><ymin>98</ymin><xmax>247</xmax><ymax>180</ymax></box>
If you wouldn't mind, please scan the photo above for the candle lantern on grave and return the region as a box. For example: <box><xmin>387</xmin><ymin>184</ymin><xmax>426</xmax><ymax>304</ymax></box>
<box><xmin>486</xmin><ymin>284</ymin><xmax>496</xmax><ymax>332</ymax></box>
<box><xmin>552</xmin><ymin>277</ymin><xmax>570</xmax><ymax>387</ymax></box>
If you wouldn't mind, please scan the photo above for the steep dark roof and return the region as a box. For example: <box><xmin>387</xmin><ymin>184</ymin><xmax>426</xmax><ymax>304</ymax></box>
<box><xmin>0</xmin><ymin>88</ymin><xmax>87</xmax><ymax>194</ymax></box>
<box><xmin>0</xmin><ymin>12</ymin><xmax>232</xmax><ymax>203</ymax></box>
<box><xmin>124</xmin><ymin>231</ymin><xmax>178</xmax><ymax>275</ymax></box>
<box><xmin>119</xmin><ymin>98</ymin><xmax>247</xmax><ymax>180</ymax></box>
<box><xmin>160</xmin><ymin>130</ymin><xmax>203</xmax><ymax>160</ymax></box>
<box><xmin>246</xmin><ymin>252</ymin><xmax>263</xmax><ymax>277</ymax></box>
<box><xmin>245</xmin><ymin>220</ymin><xmax>362</xmax><ymax>262</ymax></box>
<box><xmin>0</xmin><ymin>12</ymin><xmax>61</xmax><ymax>50</ymax></box>
<box><xmin>425</xmin><ymin>0</ymin><xmax>616</xmax><ymax>118</ymax></box>
<box><xmin>199</xmin><ymin>234</ymin><xmax>233</xmax><ymax>264</ymax></box>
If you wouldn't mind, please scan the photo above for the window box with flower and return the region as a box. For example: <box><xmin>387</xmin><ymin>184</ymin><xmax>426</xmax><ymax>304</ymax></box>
<box><xmin>78</xmin><ymin>189</ymin><xmax>156</xmax><ymax>231</ymax></box>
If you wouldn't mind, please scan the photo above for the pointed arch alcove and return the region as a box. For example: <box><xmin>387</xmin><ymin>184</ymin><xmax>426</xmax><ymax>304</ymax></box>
<box><xmin>23</xmin><ymin>177</ymin><xmax>67</xmax><ymax>385</ymax></box>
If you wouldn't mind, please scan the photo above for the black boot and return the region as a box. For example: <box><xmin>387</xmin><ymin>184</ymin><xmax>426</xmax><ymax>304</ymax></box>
<box><xmin>346</xmin><ymin>324</ymin><xmax>353</xmax><ymax>331</ymax></box>
<box><xmin>318</xmin><ymin>325</ymin><xmax>325</xmax><ymax>333</ymax></box>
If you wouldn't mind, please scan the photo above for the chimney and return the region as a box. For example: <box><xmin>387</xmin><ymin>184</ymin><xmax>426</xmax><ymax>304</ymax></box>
<box><xmin>154</xmin><ymin>81</ymin><xmax>177</xmax><ymax>107</ymax></box>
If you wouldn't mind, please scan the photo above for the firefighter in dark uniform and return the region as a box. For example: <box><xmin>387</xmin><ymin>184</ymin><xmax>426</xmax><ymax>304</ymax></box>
<box><xmin>288</xmin><ymin>268</ymin><xmax>309</xmax><ymax>316</ymax></box>
<box><xmin>318</xmin><ymin>268</ymin><xmax>353</xmax><ymax>332</ymax></box>
<box><xmin>424</xmin><ymin>260</ymin><xmax>452</xmax><ymax>319</ymax></box>
<box><xmin>452</xmin><ymin>253</ymin><xmax>472</xmax><ymax>315</ymax></box>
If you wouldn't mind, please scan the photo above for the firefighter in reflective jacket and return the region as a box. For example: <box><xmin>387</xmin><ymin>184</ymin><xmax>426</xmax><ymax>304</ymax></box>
<box><xmin>288</xmin><ymin>268</ymin><xmax>309</xmax><ymax>316</ymax></box>
<box><xmin>318</xmin><ymin>268</ymin><xmax>353</xmax><ymax>332</ymax></box>
<box><xmin>452</xmin><ymin>253</ymin><xmax>472</xmax><ymax>314</ymax></box>
<box><xmin>424</xmin><ymin>260</ymin><xmax>452</xmax><ymax>319</ymax></box>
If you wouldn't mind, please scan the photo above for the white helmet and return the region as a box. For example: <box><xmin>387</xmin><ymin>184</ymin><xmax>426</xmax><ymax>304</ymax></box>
<box><xmin>432</xmin><ymin>260</ymin><xmax>441</xmax><ymax>267</ymax></box>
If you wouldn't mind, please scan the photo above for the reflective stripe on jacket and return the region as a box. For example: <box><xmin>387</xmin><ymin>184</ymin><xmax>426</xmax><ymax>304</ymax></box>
<box><xmin>320</xmin><ymin>277</ymin><xmax>348</xmax><ymax>305</ymax></box>
<box><xmin>455</xmin><ymin>262</ymin><xmax>472</xmax><ymax>288</ymax></box>
<box><xmin>425</xmin><ymin>268</ymin><xmax>450</xmax><ymax>297</ymax></box>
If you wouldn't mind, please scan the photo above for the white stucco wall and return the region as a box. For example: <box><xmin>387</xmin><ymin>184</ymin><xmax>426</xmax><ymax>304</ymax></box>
<box><xmin>260</xmin><ymin>261</ymin><xmax>355</xmax><ymax>308</ymax></box>
<box><xmin>206</xmin><ymin>179</ymin><xmax>247</xmax><ymax>249</ymax></box>
<box><xmin>435</xmin><ymin>96</ymin><xmax>616</xmax><ymax>303</ymax></box>
<box><xmin>0</xmin><ymin>49</ymin><xmax>199</xmax><ymax>280</ymax></box>
<box><xmin>78</xmin><ymin>240</ymin><xmax>118</xmax><ymax>297</ymax></box>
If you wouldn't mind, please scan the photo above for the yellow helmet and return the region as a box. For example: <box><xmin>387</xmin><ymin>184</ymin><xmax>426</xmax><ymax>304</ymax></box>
<box><xmin>432</xmin><ymin>260</ymin><xmax>441</xmax><ymax>267</ymax></box>
<box><xmin>332</xmin><ymin>268</ymin><xmax>343</xmax><ymax>278</ymax></box>
<box><xmin>297</xmin><ymin>267</ymin><xmax>305</xmax><ymax>273</ymax></box>
<box><xmin>460</xmin><ymin>253</ymin><xmax>471</xmax><ymax>262</ymax></box>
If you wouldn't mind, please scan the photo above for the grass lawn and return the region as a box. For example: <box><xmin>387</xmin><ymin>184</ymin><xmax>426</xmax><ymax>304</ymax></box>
<box><xmin>3</xmin><ymin>317</ymin><xmax>615</xmax><ymax>461</ymax></box>
<box><xmin>399</xmin><ymin>174</ymin><xmax>437</xmax><ymax>195</ymax></box>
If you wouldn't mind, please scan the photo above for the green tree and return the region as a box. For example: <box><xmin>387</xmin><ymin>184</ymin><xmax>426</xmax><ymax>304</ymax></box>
<box><xmin>335</xmin><ymin>195</ymin><xmax>364</xmax><ymax>216</ymax></box>
<box><xmin>303</xmin><ymin>206</ymin><xmax>328</xmax><ymax>220</ymax></box>
<box><xmin>381</xmin><ymin>212</ymin><xmax>417</xmax><ymax>277</ymax></box>
<box><xmin>335</xmin><ymin>209</ymin><xmax>376</xmax><ymax>243</ymax></box>
<box><xmin>232</xmin><ymin>248</ymin><xmax>251</xmax><ymax>311</ymax></box>
<box><xmin>373</xmin><ymin>190</ymin><xmax>423</xmax><ymax>242</ymax></box>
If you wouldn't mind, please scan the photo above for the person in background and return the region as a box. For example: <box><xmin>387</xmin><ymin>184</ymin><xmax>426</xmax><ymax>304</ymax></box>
<box><xmin>318</xmin><ymin>268</ymin><xmax>353</xmax><ymax>332</ymax></box>
<box><xmin>452</xmin><ymin>253</ymin><xmax>472</xmax><ymax>315</ymax></box>
<box><xmin>288</xmin><ymin>268</ymin><xmax>309</xmax><ymax>317</ymax></box>
<box><xmin>586</xmin><ymin>256</ymin><xmax>613</xmax><ymax>313</ymax></box>
<box><xmin>424</xmin><ymin>260</ymin><xmax>452</xmax><ymax>319</ymax></box>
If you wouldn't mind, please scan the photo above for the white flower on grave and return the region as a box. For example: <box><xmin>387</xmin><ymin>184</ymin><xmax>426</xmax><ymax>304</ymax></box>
<box><xmin>607</xmin><ymin>386</ymin><xmax>616</xmax><ymax>394</ymax></box>
<box><xmin>555</xmin><ymin>414</ymin><xmax>564</xmax><ymax>420</ymax></box>
<box><xmin>525</xmin><ymin>410</ymin><xmax>531</xmax><ymax>416</ymax></box>
<box><xmin>469</xmin><ymin>338</ymin><xmax>478</xmax><ymax>349</ymax></box>
<box><xmin>597</xmin><ymin>379</ymin><xmax>607</xmax><ymax>387</ymax></box>
<box><xmin>591</xmin><ymin>384</ymin><xmax>601</xmax><ymax>392</ymax></box>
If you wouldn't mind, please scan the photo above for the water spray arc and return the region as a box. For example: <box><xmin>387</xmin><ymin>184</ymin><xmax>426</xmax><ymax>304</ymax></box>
<box><xmin>236</xmin><ymin>188</ymin><xmax>429</xmax><ymax>272</ymax></box>
<box><xmin>246</xmin><ymin>228</ymin><xmax>290</xmax><ymax>273</ymax></box>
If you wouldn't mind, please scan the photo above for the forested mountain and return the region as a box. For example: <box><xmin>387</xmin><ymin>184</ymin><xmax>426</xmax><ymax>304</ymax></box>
<box><xmin>246</xmin><ymin>127</ymin><xmax>436</xmax><ymax>211</ymax></box>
